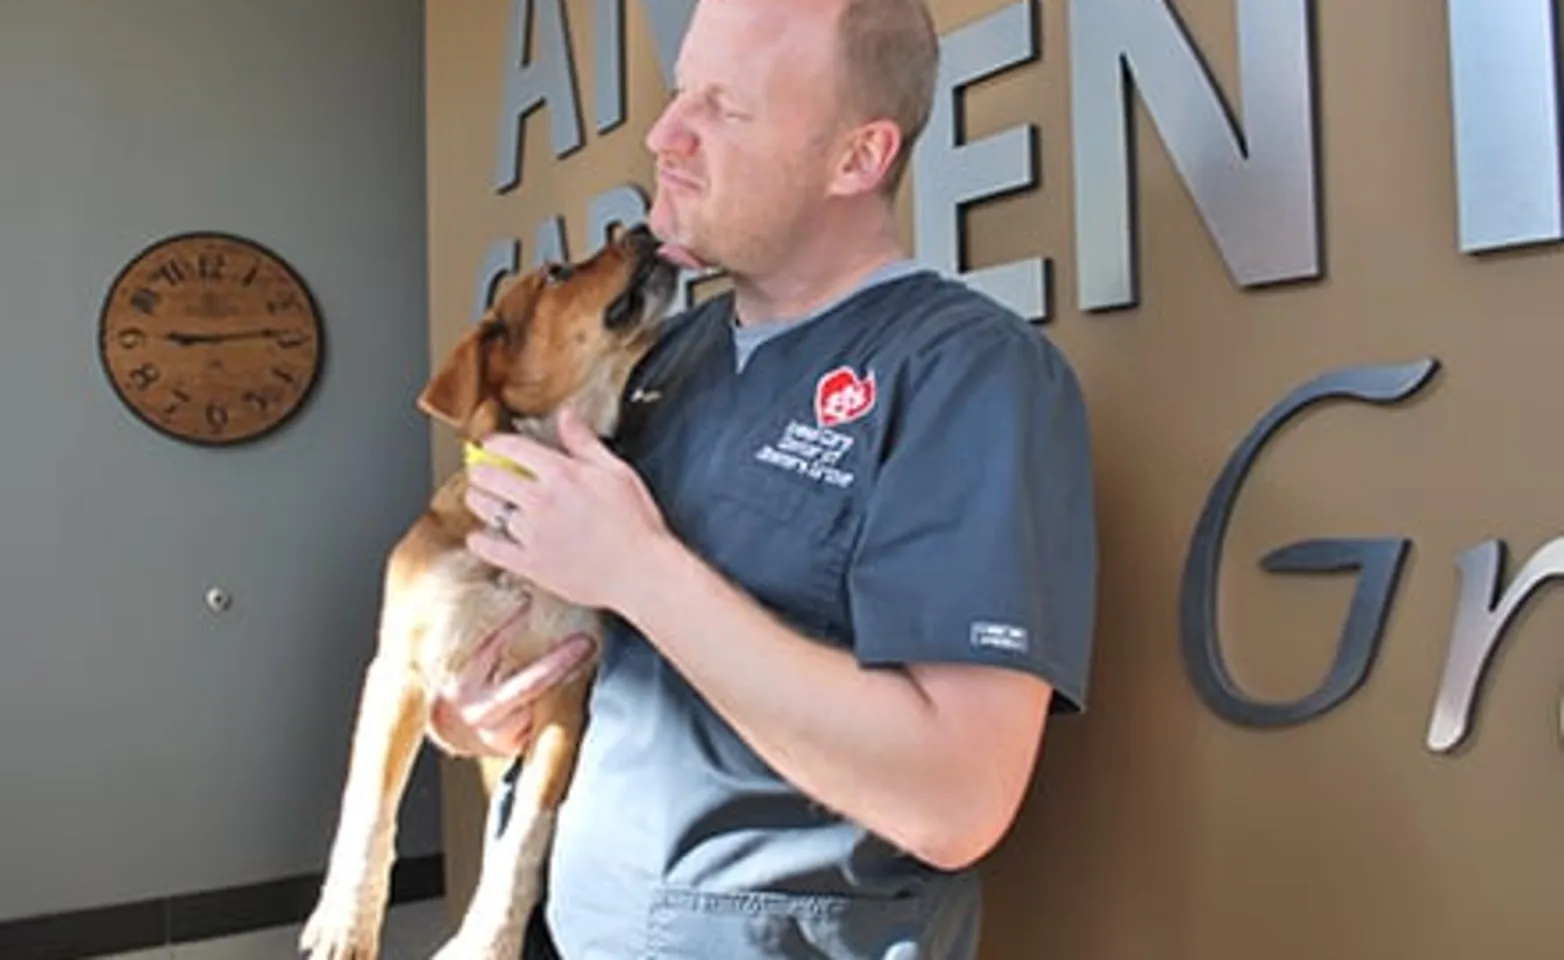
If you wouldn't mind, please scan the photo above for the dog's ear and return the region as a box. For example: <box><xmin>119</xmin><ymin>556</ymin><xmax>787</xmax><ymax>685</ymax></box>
<box><xmin>417</xmin><ymin>324</ymin><xmax>499</xmax><ymax>435</ymax></box>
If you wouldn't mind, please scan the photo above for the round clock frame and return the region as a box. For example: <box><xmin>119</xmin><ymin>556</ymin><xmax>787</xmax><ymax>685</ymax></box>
<box><xmin>97</xmin><ymin>230</ymin><xmax>326</xmax><ymax>448</ymax></box>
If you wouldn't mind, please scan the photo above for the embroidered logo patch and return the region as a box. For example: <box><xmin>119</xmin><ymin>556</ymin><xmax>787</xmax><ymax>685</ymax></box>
<box><xmin>751</xmin><ymin>365</ymin><xmax>874</xmax><ymax>488</ymax></box>
<box><xmin>814</xmin><ymin>366</ymin><xmax>877</xmax><ymax>428</ymax></box>
<box><xmin>970</xmin><ymin>622</ymin><xmax>1029</xmax><ymax>654</ymax></box>
<box><xmin>754</xmin><ymin>421</ymin><xmax>856</xmax><ymax>488</ymax></box>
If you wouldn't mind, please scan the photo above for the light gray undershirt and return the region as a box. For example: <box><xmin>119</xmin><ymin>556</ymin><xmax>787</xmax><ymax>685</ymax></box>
<box><xmin>730</xmin><ymin>259</ymin><xmax>927</xmax><ymax>372</ymax></box>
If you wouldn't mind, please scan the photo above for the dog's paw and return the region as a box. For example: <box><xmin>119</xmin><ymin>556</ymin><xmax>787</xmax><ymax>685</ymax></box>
<box><xmin>299</xmin><ymin>896</ymin><xmax>383</xmax><ymax>960</ymax></box>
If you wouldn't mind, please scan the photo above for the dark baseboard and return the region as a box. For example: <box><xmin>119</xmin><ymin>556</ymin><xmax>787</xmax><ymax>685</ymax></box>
<box><xmin>0</xmin><ymin>853</ymin><xmax>444</xmax><ymax>960</ymax></box>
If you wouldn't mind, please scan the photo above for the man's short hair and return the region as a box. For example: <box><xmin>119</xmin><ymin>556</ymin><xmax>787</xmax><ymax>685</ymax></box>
<box><xmin>833</xmin><ymin>0</ymin><xmax>940</xmax><ymax>198</ymax></box>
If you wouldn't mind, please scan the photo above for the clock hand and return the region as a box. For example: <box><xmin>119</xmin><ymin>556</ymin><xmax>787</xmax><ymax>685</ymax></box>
<box><xmin>163</xmin><ymin>328</ymin><xmax>297</xmax><ymax>346</ymax></box>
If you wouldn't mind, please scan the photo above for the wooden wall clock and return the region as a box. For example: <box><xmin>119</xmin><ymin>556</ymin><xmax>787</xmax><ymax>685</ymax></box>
<box><xmin>98</xmin><ymin>231</ymin><xmax>325</xmax><ymax>447</ymax></box>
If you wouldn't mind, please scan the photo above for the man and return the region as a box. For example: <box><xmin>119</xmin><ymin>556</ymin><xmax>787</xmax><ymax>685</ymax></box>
<box><xmin>442</xmin><ymin>0</ymin><xmax>1097</xmax><ymax>956</ymax></box>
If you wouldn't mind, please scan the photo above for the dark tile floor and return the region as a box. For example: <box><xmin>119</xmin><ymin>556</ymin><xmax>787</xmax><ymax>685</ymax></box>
<box><xmin>100</xmin><ymin>899</ymin><xmax>449</xmax><ymax>960</ymax></box>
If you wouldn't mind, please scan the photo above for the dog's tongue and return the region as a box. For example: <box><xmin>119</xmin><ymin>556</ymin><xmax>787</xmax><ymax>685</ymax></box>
<box><xmin>657</xmin><ymin>241</ymin><xmax>706</xmax><ymax>272</ymax></box>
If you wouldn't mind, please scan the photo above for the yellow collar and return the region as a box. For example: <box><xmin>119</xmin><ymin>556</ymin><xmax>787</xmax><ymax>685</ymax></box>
<box><xmin>463</xmin><ymin>441</ymin><xmax>535</xmax><ymax>480</ymax></box>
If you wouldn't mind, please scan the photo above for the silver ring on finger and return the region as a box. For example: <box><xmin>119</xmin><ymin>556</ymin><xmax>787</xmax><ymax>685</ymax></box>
<box><xmin>489</xmin><ymin>500</ymin><xmax>516</xmax><ymax>539</ymax></box>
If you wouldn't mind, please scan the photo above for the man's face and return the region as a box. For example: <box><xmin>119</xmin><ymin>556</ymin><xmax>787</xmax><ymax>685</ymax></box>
<box><xmin>644</xmin><ymin>0</ymin><xmax>848</xmax><ymax>275</ymax></box>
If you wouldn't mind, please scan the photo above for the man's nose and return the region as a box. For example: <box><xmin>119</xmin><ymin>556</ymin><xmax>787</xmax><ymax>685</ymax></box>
<box><xmin>644</xmin><ymin>97</ymin><xmax>696</xmax><ymax>157</ymax></box>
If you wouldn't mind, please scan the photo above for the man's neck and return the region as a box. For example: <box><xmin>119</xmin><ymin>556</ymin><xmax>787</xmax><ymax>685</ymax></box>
<box><xmin>729</xmin><ymin>212</ymin><xmax>908</xmax><ymax>327</ymax></box>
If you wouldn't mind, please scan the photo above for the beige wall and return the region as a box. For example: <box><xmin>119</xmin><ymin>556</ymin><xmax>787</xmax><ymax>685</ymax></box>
<box><xmin>424</xmin><ymin>1</ymin><xmax>1564</xmax><ymax>957</ymax></box>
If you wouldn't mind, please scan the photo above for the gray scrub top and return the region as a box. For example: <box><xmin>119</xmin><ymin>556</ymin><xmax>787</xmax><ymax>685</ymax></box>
<box><xmin>542</xmin><ymin>264</ymin><xmax>1097</xmax><ymax>959</ymax></box>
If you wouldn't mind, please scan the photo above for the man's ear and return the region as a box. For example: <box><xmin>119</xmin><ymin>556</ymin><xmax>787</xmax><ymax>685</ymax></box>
<box><xmin>417</xmin><ymin>325</ymin><xmax>491</xmax><ymax>433</ymax></box>
<box><xmin>829</xmin><ymin>119</ymin><xmax>902</xmax><ymax>198</ymax></box>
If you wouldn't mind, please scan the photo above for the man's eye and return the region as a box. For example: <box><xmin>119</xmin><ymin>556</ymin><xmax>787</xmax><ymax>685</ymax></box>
<box><xmin>713</xmin><ymin>97</ymin><xmax>750</xmax><ymax>122</ymax></box>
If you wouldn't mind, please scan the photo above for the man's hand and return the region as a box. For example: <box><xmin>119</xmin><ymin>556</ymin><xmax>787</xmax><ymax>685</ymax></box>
<box><xmin>428</xmin><ymin>630</ymin><xmax>596</xmax><ymax>757</ymax></box>
<box><xmin>463</xmin><ymin>406</ymin><xmax>668</xmax><ymax>611</ymax></box>
<box><xmin>442</xmin><ymin>406</ymin><xmax>658</xmax><ymax>754</ymax></box>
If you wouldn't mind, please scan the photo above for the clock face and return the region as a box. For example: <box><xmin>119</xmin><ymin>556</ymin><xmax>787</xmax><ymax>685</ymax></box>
<box><xmin>98</xmin><ymin>232</ymin><xmax>324</xmax><ymax>446</ymax></box>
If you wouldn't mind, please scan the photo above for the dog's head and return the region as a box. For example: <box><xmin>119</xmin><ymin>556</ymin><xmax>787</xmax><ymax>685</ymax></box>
<box><xmin>418</xmin><ymin>223</ymin><xmax>680</xmax><ymax>441</ymax></box>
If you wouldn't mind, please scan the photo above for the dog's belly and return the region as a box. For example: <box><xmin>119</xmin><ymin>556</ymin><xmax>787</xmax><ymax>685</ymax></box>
<box><xmin>392</xmin><ymin>549</ymin><xmax>601</xmax><ymax>695</ymax></box>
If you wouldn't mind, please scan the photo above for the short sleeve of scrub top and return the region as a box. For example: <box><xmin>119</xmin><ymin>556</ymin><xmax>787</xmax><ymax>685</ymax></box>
<box><xmin>845</xmin><ymin>308</ymin><xmax>1094</xmax><ymax>710</ymax></box>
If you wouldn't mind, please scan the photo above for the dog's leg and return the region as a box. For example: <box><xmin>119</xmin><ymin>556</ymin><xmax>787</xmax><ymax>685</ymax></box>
<box><xmin>429</xmin><ymin>685</ymin><xmax>586</xmax><ymax>960</ymax></box>
<box><xmin>301</xmin><ymin>654</ymin><xmax>428</xmax><ymax>960</ymax></box>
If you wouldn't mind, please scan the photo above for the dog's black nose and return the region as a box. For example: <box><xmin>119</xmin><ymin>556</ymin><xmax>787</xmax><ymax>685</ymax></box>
<box><xmin>623</xmin><ymin>222</ymin><xmax>658</xmax><ymax>255</ymax></box>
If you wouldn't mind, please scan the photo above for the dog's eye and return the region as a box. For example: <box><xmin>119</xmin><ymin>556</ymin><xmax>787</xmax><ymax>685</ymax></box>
<box><xmin>544</xmin><ymin>262</ymin><xmax>574</xmax><ymax>285</ymax></box>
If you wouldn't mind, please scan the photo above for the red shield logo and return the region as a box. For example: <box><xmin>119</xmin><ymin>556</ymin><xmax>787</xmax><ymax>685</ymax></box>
<box><xmin>815</xmin><ymin>366</ymin><xmax>877</xmax><ymax>428</ymax></box>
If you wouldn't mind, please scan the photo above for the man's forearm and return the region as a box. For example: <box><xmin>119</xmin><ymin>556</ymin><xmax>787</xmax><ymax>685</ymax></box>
<box><xmin>614</xmin><ymin>531</ymin><xmax>1051</xmax><ymax>871</ymax></box>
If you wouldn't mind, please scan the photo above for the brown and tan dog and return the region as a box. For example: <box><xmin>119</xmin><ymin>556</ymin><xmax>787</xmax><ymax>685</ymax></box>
<box><xmin>301</xmin><ymin>224</ymin><xmax>679</xmax><ymax>960</ymax></box>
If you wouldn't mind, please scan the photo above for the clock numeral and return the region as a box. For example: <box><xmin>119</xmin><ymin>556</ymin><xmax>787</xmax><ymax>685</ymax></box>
<box><xmin>276</xmin><ymin>330</ymin><xmax>310</xmax><ymax>349</ymax></box>
<box><xmin>127</xmin><ymin>363</ymin><xmax>160</xmax><ymax>390</ymax></box>
<box><xmin>162</xmin><ymin>388</ymin><xmax>191</xmax><ymax>417</ymax></box>
<box><xmin>197</xmin><ymin>252</ymin><xmax>225</xmax><ymax>280</ymax></box>
<box><xmin>239</xmin><ymin>263</ymin><xmax>260</xmax><ymax>287</ymax></box>
<box><xmin>242</xmin><ymin>390</ymin><xmax>271</xmax><ymax>413</ymax></box>
<box><xmin>266</xmin><ymin>292</ymin><xmax>302</xmax><ymax>315</ymax></box>
<box><xmin>272</xmin><ymin>365</ymin><xmax>297</xmax><ymax>385</ymax></box>
<box><xmin>130</xmin><ymin>288</ymin><xmax>160</xmax><ymax>315</ymax></box>
<box><xmin>157</xmin><ymin>259</ymin><xmax>188</xmax><ymax>287</ymax></box>
<box><xmin>206</xmin><ymin>402</ymin><xmax>229</xmax><ymax>433</ymax></box>
<box><xmin>116</xmin><ymin>327</ymin><xmax>147</xmax><ymax>350</ymax></box>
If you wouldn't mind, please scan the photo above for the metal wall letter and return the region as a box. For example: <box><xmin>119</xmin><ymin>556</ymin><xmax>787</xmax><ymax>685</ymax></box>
<box><xmin>1180</xmin><ymin>359</ymin><xmax>1437</xmax><ymax>727</ymax></box>
<box><xmin>638</xmin><ymin>0</ymin><xmax>696</xmax><ymax>89</ymax></box>
<box><xmin>1426</xmin><ymin>538</ymin><xmax>1564</xmax><ymax>752</ymax></box>
<box><xmin>911</xmin><ymin>0</ymin><xmax>1049</xmax><ymax>322</ymax></box>
<box><xmin>494</xmin><ymin>0</ymin><xmax>584</xmax><ymax>194</ymax></box>
<box><xmin>531</xmin><ymin>215</ymin><xmax>568</xmax><ymax>267</ymax></box>
<box><xmin>1069</xmin><ymin>0</ymin><xmax>1320</xmax><ymax>311</ymax></box>
<box><xmin>473</xmin><ymin>239</ymin><xmax>520</xmax><ymax>322</ymax></box>
<box><xmin>1446</xmin><ymin>0</ymin><xmax>1564</xmax><ymax>253</ymax></box>
<box><xmin>588</xmin><ymin>183</ymin><xmax>649</xmax><ymax>243</ymax></box>
<box><xmin>594</xmin><ymin>0</ymin><xmax>626</xmax><ymax>134</ymax></box>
